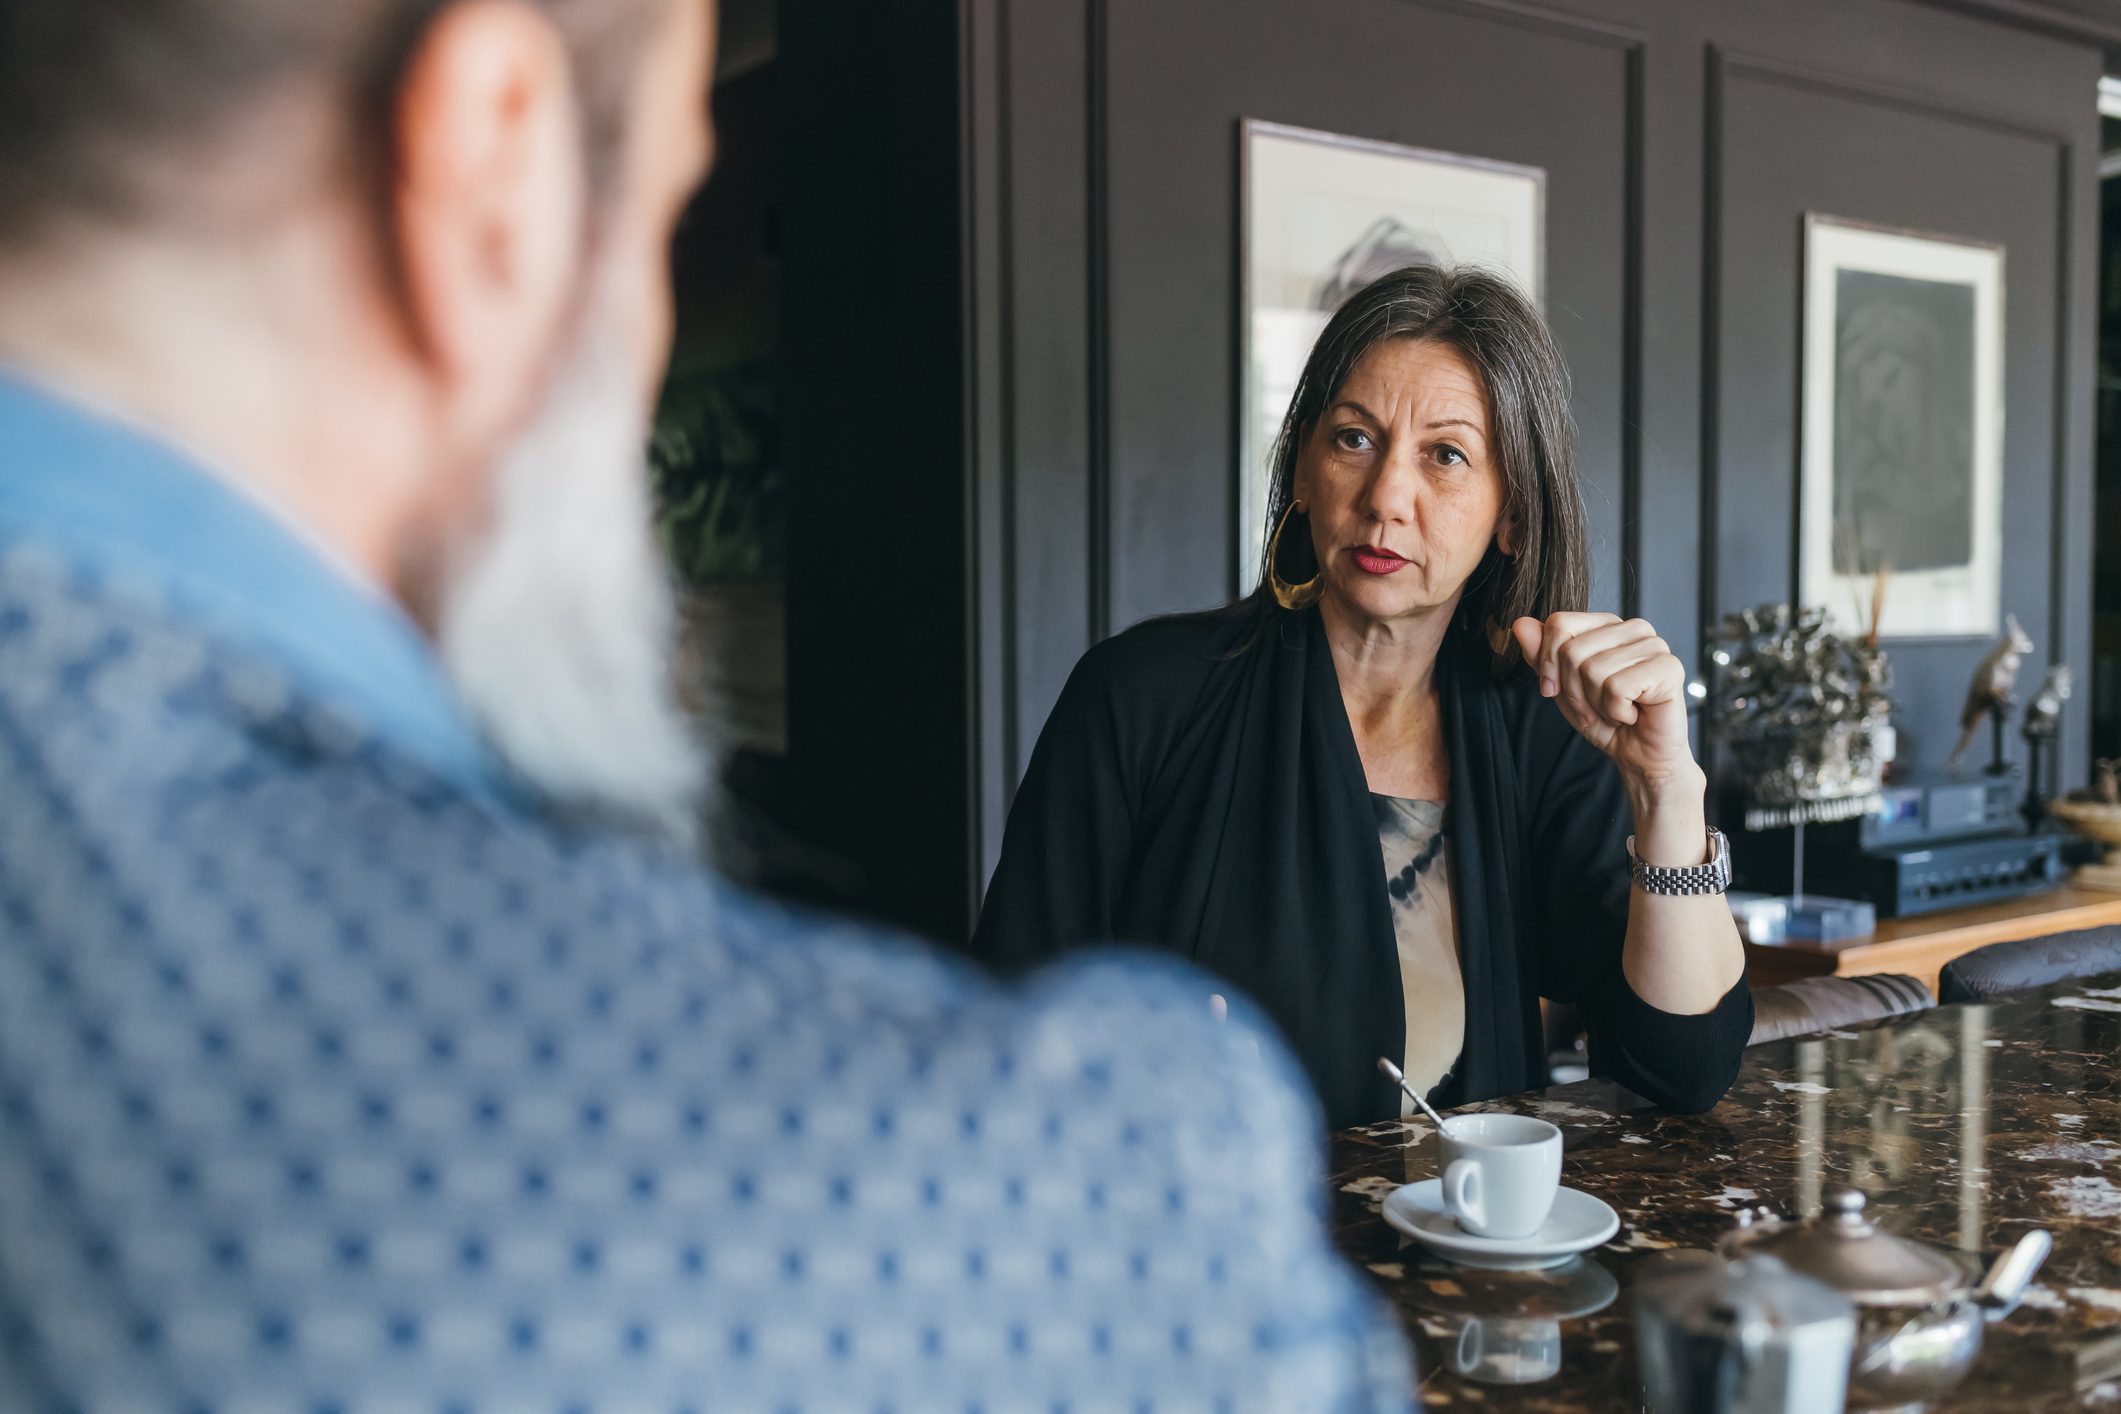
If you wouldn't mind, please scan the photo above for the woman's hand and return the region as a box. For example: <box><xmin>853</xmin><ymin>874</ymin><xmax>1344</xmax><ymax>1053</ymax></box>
<box><xmin>1513</xmin><ymin>613</ymin><xmax>1742</xmax><ymax>1016</ymax></box>
<box><xmin>1511</xmin><ymin>613</ymin><xmax>1700</xmax><ymax>794</ymax></box>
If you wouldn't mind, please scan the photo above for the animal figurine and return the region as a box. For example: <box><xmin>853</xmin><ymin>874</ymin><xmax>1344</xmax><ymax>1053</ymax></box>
<box><xmin>1949</xmin><ymin>614</ymin><xmax>2032</xmax><ymax>770</ymax></box>
<box><xmin>2022</xmin><ymin>664</ymin><xmax>2072</xmax><ymax>743</ymax></box>
<box><xmin>2020</xmin><ymin>664</ymin><xmax>2074</xmax><ymax>827</ymax></box>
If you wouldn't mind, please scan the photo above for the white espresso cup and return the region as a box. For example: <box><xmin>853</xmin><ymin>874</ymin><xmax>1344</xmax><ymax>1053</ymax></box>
<box><xmin>1438</xmin><ymin>1113</ymin><xmax>1563</xmax><ymax>1239</ymax></box>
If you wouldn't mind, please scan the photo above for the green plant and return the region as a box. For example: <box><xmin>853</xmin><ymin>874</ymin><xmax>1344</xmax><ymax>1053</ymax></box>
<box><xmin>650</xmin><ymin>359</ymin><xmax>780</xmax><ymax>586</ymax></box>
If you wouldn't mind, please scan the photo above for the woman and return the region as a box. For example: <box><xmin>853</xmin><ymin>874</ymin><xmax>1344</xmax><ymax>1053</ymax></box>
<box><xmin>971</xmin><ymin>265</ymin><xmax>1751</xmax><ymax>1129</ymax></box>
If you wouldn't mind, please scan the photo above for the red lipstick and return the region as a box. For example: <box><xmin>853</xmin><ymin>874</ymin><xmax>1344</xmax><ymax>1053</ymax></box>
<box><xmin>1350</xmin><ymin>545</ymin><xmax>1410</xmax><ymax>576</ymax></box>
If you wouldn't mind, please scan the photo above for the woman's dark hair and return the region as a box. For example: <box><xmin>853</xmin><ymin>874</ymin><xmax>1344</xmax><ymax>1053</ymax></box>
<box><xmin>1253</xmin><ymin>263</ymin><xmax>1590</xmax><ymax>670</ymax></box>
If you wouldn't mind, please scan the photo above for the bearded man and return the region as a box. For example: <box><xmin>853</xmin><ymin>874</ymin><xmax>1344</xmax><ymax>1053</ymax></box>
<box><xmin>0</xmin><ymin>0</ymin><xmax>1408</xmax><ymax>1408</ymax></box>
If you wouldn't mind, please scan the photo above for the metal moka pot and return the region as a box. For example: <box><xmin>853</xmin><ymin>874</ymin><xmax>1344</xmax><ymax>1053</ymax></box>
<box><xmin>1717</xmin><ymin>1188</ymin><xmax>2052</xmax><ymax>1408</ymax></box>
<box><xmin>1635</xmin><ymin>1249</ymin><xmax>1856</xmax><ymax>1414</ymax></box>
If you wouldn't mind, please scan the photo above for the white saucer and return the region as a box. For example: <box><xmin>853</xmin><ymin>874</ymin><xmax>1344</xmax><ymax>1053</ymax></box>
<box><xmin>1381</xmin><ymin>1180</ymin><xmax>1620</xmax><ymax>1270</ymax></box>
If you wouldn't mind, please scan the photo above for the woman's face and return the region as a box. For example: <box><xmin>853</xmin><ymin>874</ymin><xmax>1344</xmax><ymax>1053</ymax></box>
<box><xmin>1293</xmin><ymin>337</ymin><xmax>1510</xmax><ymax>630</ymax></box>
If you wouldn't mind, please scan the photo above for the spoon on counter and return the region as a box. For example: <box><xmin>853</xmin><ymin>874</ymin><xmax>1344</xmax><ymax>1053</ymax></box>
<box><xmin>1377</xmin><ymin>1056</ymin><xmax>1451</xmax><ymax>1131</ymax></box>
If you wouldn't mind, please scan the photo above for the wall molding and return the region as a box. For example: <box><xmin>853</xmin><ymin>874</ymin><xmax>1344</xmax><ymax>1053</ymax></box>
<box><xmin>1085</xmin><ymin>0</ymin><xmax>1113</xmax><ymax>647</ymax></box>
<box><xmin>1718</xmin><ymin>48</ymin><xmax>2075</xmax><ymax>148</ymax></box>
<box><xmin>1621</xmin><ymin>41</ymin><xmax>1647</xmax><ymax>618</ymax></box>
<box><xmin>1908</xmin><ymin>0</ymin><xmax>2121</xmax><ymax>57</ymax></box>
<box><xmin>1699</xmin><ymin>46</ymin><xmax>1727</xmax><ymax>776</ymax></box>
<box><xmin>962</xmin><ymin>0</ymin><xmax>1015</xmax><ymax>886</ymax></box>
<box><xmin>2046</xmin><ymin>138</ymin><xmax>2084</xmax><ymax>757</ymax></box>
<box><xmin>1399</xmin><ymin>0</ymin><xmax>1646</xmax><ymax>49</ymax></box>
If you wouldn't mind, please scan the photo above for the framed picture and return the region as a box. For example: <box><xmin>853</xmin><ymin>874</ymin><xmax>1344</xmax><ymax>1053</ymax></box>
<box><xmin>1800</xmin><ymin>215</ymin><xmax>2005</xmax><ymax>640</ymax></box>
<box><xmin>1238</xmin><ymin>120</ymin><xmax>1544</xmax><ymax>582</ymax></box>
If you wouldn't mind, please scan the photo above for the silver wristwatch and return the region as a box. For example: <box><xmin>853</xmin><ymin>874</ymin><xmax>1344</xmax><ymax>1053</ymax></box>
<box><xmin>1626</xmin><ymin>827</ymin><xmax>1732</xmax><ymax>896</ymax></box>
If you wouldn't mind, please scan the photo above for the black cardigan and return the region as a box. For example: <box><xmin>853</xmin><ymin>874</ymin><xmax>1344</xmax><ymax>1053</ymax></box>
<box><xmin>969</xmin><ymin>604</ymin><xmax>1752</xmax><ymax>1130</ymax></box>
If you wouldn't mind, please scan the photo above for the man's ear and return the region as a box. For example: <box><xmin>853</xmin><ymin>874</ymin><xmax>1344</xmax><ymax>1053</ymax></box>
<box><xmin>388</xmin><ymin>0</ymin><xmax>584</xmax><ymax>436</ymax></box>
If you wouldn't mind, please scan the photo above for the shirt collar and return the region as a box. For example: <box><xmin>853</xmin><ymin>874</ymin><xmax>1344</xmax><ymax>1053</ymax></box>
<box><xmin>0</xmin><ymin>366</ymin><xmax>511</xmax><ymax>802</ymax></box>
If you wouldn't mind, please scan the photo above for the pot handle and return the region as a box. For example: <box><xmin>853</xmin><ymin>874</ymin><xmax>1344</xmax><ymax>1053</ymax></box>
<box><xmin>1975</xmin><ymin>1229</ymin><xmax>2052</xmax><ymax>1318</ymax></box>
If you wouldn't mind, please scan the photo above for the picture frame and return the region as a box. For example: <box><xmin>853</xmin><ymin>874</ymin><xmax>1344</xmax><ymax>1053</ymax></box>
<box><xmin>1799</xmin><ymin>214</ymin><xmax>2005</xmax><ymax>641</ymax></box>
<box><xmin>1237</xmin><ymin>120</ymin><xmax>1544</xmax><ymax>584</ymax></box>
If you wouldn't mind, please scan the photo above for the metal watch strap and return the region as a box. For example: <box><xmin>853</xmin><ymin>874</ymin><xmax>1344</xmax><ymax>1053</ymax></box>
<box><xmin>1626</xmin><ymin>826</ymin><xmax>1732</xmax><ymax>896</ymax></box>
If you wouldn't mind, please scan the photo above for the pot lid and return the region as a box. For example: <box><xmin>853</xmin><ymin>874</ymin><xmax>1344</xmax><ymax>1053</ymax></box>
<box><xmin>1720</xmin><ymin>1189</ymin><xmax>1973</xmax><ymax>1306</ymax></box>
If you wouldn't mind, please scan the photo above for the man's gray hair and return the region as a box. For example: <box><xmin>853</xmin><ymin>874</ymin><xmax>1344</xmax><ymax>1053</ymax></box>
<box><xmin>0</xmin><ymin>0</ymin><xmax>665</xmax><ymax>249</ymax></box>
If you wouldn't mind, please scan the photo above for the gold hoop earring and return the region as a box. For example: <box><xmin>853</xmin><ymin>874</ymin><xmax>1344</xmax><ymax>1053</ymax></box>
<box><xmin>1267</xmin><ymin>500</ymin><xmax>1324</xmax><ymax>610</ymax></box>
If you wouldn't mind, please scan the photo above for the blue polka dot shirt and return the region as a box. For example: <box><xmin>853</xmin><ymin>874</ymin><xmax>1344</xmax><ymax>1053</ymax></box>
<box><xmin>0</xmin><ymin>372</ymin><xmax>1412</xmax><ymax>1412</ymax></box>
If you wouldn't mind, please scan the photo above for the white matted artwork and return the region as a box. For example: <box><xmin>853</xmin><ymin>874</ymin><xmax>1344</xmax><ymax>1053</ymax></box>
<box><xmin>1800</xmin><ymin>215</ymin><xmax>2004</xmax><ymax>640</ymax></box>
<box><xmin>1239</xmin><ymin>120</ymin><xmax>1544</xmax><ymax>582</ymax></box>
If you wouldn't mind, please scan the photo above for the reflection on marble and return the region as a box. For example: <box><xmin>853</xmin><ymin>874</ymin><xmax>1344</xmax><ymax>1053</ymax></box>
<box><xmin>1327</xmin><ymin>971</ymin><xmax>2121</xmax><ymax>1411</ymax></box>
<box><xmin>1439</xmin><ymin>1314</ymin><xmax>1565</xmax><ymax>1385</ymax></box>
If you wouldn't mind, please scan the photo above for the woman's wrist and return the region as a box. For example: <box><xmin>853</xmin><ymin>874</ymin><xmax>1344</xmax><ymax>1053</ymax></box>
<box><xmin>1624</xmin><ymin>763</ymin><xmax>1711</xmax><ymax>868</ymax></box>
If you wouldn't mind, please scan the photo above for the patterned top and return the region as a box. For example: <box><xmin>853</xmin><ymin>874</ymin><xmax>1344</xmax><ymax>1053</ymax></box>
<box><xmin>1372</xmin><ymin>798</ymin><xmax>1465</xmax><ymax>1109</ymax></box>
<box><xmin>0</xmin><ymin>372</ymin><xmax>1412</xmax><ymax>1412</ymax></box>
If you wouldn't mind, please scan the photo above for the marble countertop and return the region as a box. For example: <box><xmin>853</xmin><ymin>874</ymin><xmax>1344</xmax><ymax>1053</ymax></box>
<box><xmin>1327</xmin><ymin>971</ymin><xmax>2121</xmax><ymax>1410</ymax></box>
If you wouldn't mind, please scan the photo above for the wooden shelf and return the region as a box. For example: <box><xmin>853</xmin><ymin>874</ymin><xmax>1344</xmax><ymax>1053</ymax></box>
<box><xmin>1743</xmin><ymin>883</ymin><xmax>2121</xmax><ymax>996</ymax></box>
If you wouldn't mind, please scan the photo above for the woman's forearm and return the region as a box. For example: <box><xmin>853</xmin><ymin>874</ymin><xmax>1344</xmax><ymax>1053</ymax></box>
<box><xmin>1619</xmin><ymin>766</ymin><xmax>1747</xmax><ymax>1014</ymax></box>
<box><xmin>1509</xmin><ymin>612</ymin><xmax>1748</xmax><ymax>1016</ymax></box>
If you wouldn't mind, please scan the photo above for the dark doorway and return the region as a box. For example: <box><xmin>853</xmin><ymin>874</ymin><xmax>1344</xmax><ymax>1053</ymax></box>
<box><xmin>2090</xmin><ymin>84</ymin><xmax>2121</xmax><ymax>771</ymax></box>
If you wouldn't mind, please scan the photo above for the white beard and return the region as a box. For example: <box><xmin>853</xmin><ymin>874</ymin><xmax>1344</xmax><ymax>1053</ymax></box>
<box><xmin>434</xmin><ymin>318</ymin><xmax>708</xmax><ymax>845</ymax></box>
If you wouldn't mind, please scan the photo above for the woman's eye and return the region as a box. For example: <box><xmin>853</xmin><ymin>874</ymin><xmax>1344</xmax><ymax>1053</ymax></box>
<box><xmin>1434</xmin><ymin>443</ymin><xmax>1468</xmax><ymax>467</ymax></box>
<box><xmin>1334</xmin><ymin>428</ymin><xmax>1374</xmax><ymax>452</ymax></box>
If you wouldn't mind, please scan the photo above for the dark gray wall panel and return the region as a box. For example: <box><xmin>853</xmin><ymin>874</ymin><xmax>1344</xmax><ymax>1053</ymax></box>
<box><xmin>1708</xmin><ymin>51</ymin><xmax>2077</xmax><ymax>774</ymax></box>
